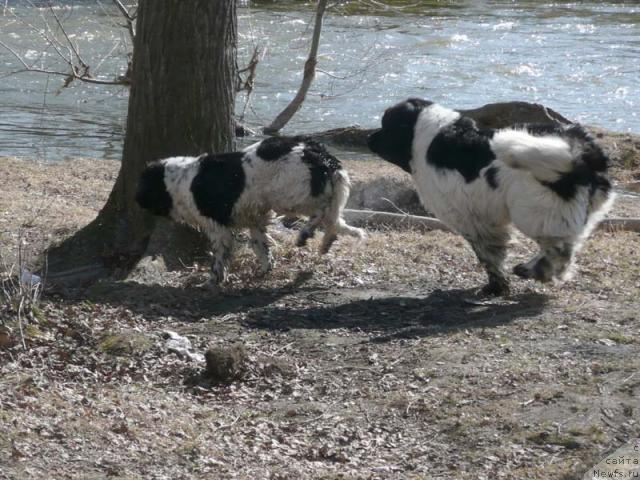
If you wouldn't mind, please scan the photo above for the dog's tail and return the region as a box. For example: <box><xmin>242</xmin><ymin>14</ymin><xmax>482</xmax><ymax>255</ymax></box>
<box><xmin>490</xmin><ymin>129</ymin><xmax>577</xmax><ymax>182</ymax></box>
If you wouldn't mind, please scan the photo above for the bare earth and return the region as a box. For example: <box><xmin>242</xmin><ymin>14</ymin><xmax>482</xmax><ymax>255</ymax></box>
<box><xmin>1</xmin><ymin>156</ymin><xmax>639</xmax><ymax>480</ymax></box>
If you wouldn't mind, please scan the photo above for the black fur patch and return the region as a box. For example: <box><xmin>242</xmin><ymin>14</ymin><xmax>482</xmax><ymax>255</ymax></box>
<box><xmin>136</xmin><ymin>163</ymin><xmax>173</xmax><ymax>217</ymax></box>
<box><xmin>484</xmin><ymin>165</ymin><xmax>500</xmax><ymax>190</ymax></box>
<box><xmin>520</xmin><ymin>123</ymin><xmax>610</xmax><ymax>172</ymax></box>
<box><xmin>367</xmin><ymin>98</ymin><xmax>432</xmax><ymax>173</ymax></box>
<box><xmin>191</xmin><ymin>152</ymin><xmax>246</xmax><ymax>226</ymax></box>
<box><xmin>427</xmin><ymin>117</ymin><xmax>496</xmax><ymax>183</ymax></box>
<box><xmin>542</xmin><ymin>152</ymin><xmax>610</xmax><ymax>202</ymax></box>
<box><xmin>545</xmin><ymin>169</ymin><xmax>611</xmax><ymax>202</ymax></box>
<box><xmin>256</xmin><ymin>136</ymin><xmax>299</xmax><ymax>161</ymax></box>
<box><xmin>301</xmin><ymin>141</ymin><xmax>342</xmax><ymax>197</ymax></box>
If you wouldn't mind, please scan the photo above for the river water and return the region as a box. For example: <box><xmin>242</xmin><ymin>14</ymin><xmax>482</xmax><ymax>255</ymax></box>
<box><xmin>1</xmin><ymin>1</ymin><xmax>638</xmax><ymax>161</ymax></box>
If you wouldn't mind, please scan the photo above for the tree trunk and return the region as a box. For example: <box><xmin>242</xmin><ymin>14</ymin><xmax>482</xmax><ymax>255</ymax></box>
<box><xmin>46</xmin><ymin>0</ymin><xmax>237</xmax><ymax>285</ymax></box>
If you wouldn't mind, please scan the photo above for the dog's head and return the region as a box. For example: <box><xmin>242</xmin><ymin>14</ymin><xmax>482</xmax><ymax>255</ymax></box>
<box><xmin>135</xmin><ymin>161</ymin><xmax>173</xmax><ymax>217</ymax></box>
<box><xmin>367</xmin><ymin>98</ymin><xmax>433</xmax><ymax>173</ymax></box>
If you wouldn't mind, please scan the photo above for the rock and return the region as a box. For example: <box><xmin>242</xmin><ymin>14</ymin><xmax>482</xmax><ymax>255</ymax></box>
<box><xmin>163</xmin><ymin>331</ymin><xmax>204</xmax><ymax>363</ymax></box>
<box><xmin>0</xmin><ymin>326</ymin><xmax>15</xmax><ymax>349</ymax></box>
<box><xmin>460</xmin><ymin>101</ymin><xmax>571</xmax><ymax>129</ymax></box>
<box><xmin>347</xmin><ymin>175</ymin><xmax>424</xmax><ymax>215</ymax></box>
<box><xmin>203</xmin><ymin>344</ymin><xmax>247</xmax><ymax>384</ymax></box>
<box><xmin>98</xmin><ymin>331</ymin><xmax>154</xmax><ymax>356</ymax></box>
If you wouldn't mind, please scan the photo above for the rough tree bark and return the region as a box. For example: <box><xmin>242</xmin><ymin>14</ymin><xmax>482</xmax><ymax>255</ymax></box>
<box><xmin>45</xmin><ymin>0</ymin><xmax>237</xmax><ymax>285</ymax></box>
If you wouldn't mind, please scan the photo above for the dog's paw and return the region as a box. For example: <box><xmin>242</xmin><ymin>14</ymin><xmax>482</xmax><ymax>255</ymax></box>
<box><xmin>513</xmin><ymin>263</ymin><xmax>533</xmax><ymax>279</ymax></box>
<box><xmin>354</xmin><ymin>227</ymin><xmax>366</xmax><ymax>240</ymax></box>
<box><xmin>514</xmin><ymin>258</ymin><xmax>553</xmax><ymax>283</ymax></box>
<box><xmin>258</xmin><ymin>256</ymin><xmax>275</xmax><ymax>275</ymax></box>
<box><xmin>296</xmin><ymin>229</ymin><xmax>313</xmax><ymax>247</ymax></box>
<box><xmin>319</xmin><ymin>233</ymin><xmax>338</xmax><ymax>255</ymax></box>
<box><xmin>480</xmin><ymin>281</ymin><xmax>510</xmax><ymax>297</ymax></box>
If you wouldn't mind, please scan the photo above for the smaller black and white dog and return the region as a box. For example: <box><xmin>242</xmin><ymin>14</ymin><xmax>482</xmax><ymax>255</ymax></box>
<box><xmin>368</xmin><ymin>98</ymin><xmax>615</xmax><ymax>295</ymax></box>
<box><xmin>136</xmin><ymin>137</ymin><xmax>364</xmax><ymax>284</ymax></box>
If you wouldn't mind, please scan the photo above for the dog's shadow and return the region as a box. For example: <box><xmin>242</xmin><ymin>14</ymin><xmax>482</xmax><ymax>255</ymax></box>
<box><xmin>243</xmin><ymin>287</ymin><xmax>549</xmax><ymax>342</ymax></box>
<box><xmin>78</xmin><ymin>270</ymin><xmax>316</xmax><ymax>319</ymax></box>
<box><xmin>77</xmin><ymin>270</ymin><xmax>548</xmax><ymax>340</ymax></box>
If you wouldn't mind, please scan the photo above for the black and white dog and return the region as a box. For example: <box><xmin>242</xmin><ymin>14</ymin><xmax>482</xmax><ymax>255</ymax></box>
<box><xmin>136</xmin><ymin>137</ymin><xmax>364</xmax><ymax>284</ymax></box>
<box><xmin>368</xmin><ymin>98</ymin><xmax>615</xmax><ymax>295</ymax></box>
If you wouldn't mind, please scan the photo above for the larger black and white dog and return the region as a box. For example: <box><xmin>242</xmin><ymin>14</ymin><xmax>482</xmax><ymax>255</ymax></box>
<box><xmin>136</xmin><ymin>137</ymin><xmax>364</xmax><ymax>284</ymax></box>
<box><xmin>368</xmin><ymin>98</ymin><xmax>615</xmax><ymax>295</ymax></box>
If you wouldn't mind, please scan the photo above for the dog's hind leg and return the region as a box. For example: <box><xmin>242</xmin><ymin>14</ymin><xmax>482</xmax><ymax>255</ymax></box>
<box><xmin>337</xmin><ymin>218</ymin><xmax>365</xmax><ymax>240</ymax></box>
<box><xmin>250</xmin><ymin>226</ymin><xmax>275</xmax><ymax>274</ymax></box>
<box><xmin>467</xmin><ymin>232</ymin><xmax>510</xmax><ymax>296</ymax></box>
<box><xmin>296</xmin><ymin>211</ymin><xmax>325</xmax><ymax>248</ymax></box>
<box><xmin>514</xmin><ymin>238</ymin><xmax>575</xmax><ymax>283</ymax></box>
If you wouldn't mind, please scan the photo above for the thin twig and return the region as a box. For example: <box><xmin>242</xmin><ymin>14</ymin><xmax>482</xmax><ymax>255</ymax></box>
<box><xmin>237</xmin><ymin>46</ymin><xmax>263</xmax><ymax>121</ymax></box>
<box><xmin>111</xmin><ymin>0</ymin><xmax>135</xmax><ymax>41</ymax></box>
<box><xmin>17</xmin><ymin>297</ymin><xmax>27</xmax><ymax>350</ymax></box>
<box><xmin>217</xmin><ymin>415</ymin><xmax>242</xmax><ymax>430</ymax></box>
<box><xmin>298</xmin><ymin>401</ymin><xmax>339</xmax><ymax>425</ymax></box>
<box><xmin>2</xmin><ymin>3</ymin><xmax>131</xmax><ymax>87</ymax></box>
<box><xmin>48</xmin><ymin>4</ymin><xmax>88</xmax><ymax>70</ymax></box>
<box><xmin>380</xmin><ymin>197</ymin><xmax>411</xmax><ymax>217</ymax></box>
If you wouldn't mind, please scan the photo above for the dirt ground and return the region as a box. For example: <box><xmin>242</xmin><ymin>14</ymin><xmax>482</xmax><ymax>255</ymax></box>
<box><xmin>1</xmin><ymin>156</ymin><xmax>639</xmax><ymax>479</ymax></box>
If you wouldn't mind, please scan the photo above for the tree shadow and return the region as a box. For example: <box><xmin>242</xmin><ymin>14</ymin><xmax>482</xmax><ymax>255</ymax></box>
<box><xmin>243</xmin><ymin>288</ymin><xmax>549</xmax><ymax>342</ymax></box>
<box><xmin>78</xmin><ymin>270</ymin><xmax>317</xmax><ymax>320</ymax></box>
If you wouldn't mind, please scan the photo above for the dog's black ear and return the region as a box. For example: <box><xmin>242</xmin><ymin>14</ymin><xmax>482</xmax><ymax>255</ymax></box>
<box><xmin>382</xmin><ymin>98</ymin><xmax>431</xmax><ymax>130</ymax></box>
<box><xmin>369</xmin><ymin>99</ymin><xmax>428</xmax><ymax>174</ymax></box>
<box><xmin>136</xmin><ymin>163</ymin><xmax>173</xmax><ymax>217</ymax></box>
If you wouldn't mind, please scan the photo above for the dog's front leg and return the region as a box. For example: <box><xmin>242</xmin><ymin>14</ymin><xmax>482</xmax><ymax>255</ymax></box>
<box><xmin>468</xmin><ymin>237</ymin><xmax>510</xmax><ymax>296</ymax></box>
<box><xmin>209</xmin><ymin>227</ymin><xmax>235</xmax><ymax>284</ymax></box>
<box><xmin>249</xmin><ymin>226</ymin><xmax>275</xmax><ymax>274</ymax></box>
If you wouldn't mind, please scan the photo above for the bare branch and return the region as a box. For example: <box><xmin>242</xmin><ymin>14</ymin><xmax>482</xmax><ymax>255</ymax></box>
<box><xmin>48</xmin><ymin>4</ymin><xmax>89</xmax><ymax>71</ymax></box>
<box><xmin>10</xmin><ymin>5</ymin><xmax>69</xmax><ymax>66</ymax></box>
<box><xmin>112</xmin><ymin>0</ymin><xmax>136</xmax><ymax>41</ymax></box>
<box><xmin>0</xmin><ymin>38</ymin><xmax>35</xmax><ymax>71</ymax></box>
<box><xmin>93</xmin><ymin>38</ymin><xmax>122</xmax><ymax>75</ymax></box>
<box><xmin>0</xmin><ymin>38</ymin><xmax>129</xmax><ymax>86</ymax></box>
<box><xmin>237</xmin><ymin>46</ymin><xmax>263</xmax><ymax>121</ymax></box>
<box><xmin>2</xmin><ymin>1</ymin><xmax>134</xmax><ymax>88</ymax></box>
<box><xmin>264</xmin><ymin>0</ymin><xmax>328</xmax><ymax>134</ymax></box>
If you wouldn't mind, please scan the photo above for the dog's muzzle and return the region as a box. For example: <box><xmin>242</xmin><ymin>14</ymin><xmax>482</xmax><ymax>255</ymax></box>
<box><xmin>367</xmin><ymin>129</ymin><xmax>382</xmax><ymax>154</ymax></box>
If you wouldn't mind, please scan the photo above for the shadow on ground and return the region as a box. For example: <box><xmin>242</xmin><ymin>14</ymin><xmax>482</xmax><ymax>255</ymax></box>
<box><xmin>62</xmin><ymin>271</ymin><xmax>548</xmax><ymax>340</ymax></box>
<box><xmin>243</xmin><ymin>287</ymin><xmax>548</xmax><ymax>341</ymax></box>
<box><xmin>74</xmin><ymin>271</ymin><xmax>316</xmax><ymax>319</ymax></box>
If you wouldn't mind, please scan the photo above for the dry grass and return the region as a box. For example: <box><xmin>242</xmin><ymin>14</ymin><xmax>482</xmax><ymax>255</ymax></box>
<box><xmin>0</xmin><ymin>156</ymin><xmax>639</xmax><ymax>479</ymax></box>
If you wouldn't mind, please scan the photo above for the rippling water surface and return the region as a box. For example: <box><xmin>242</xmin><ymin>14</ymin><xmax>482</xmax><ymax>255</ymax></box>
<box><xmin>1</xmin><ymin>1</ymin><xmax>638</xmax><ymax>160</ymax></box>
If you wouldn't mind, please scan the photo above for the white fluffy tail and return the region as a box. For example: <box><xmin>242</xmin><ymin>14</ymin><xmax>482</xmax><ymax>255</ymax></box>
<box><xmin>491</xmin><ymin>130</ymin><xmax>575</xmax><ymax>182</ymax></box>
